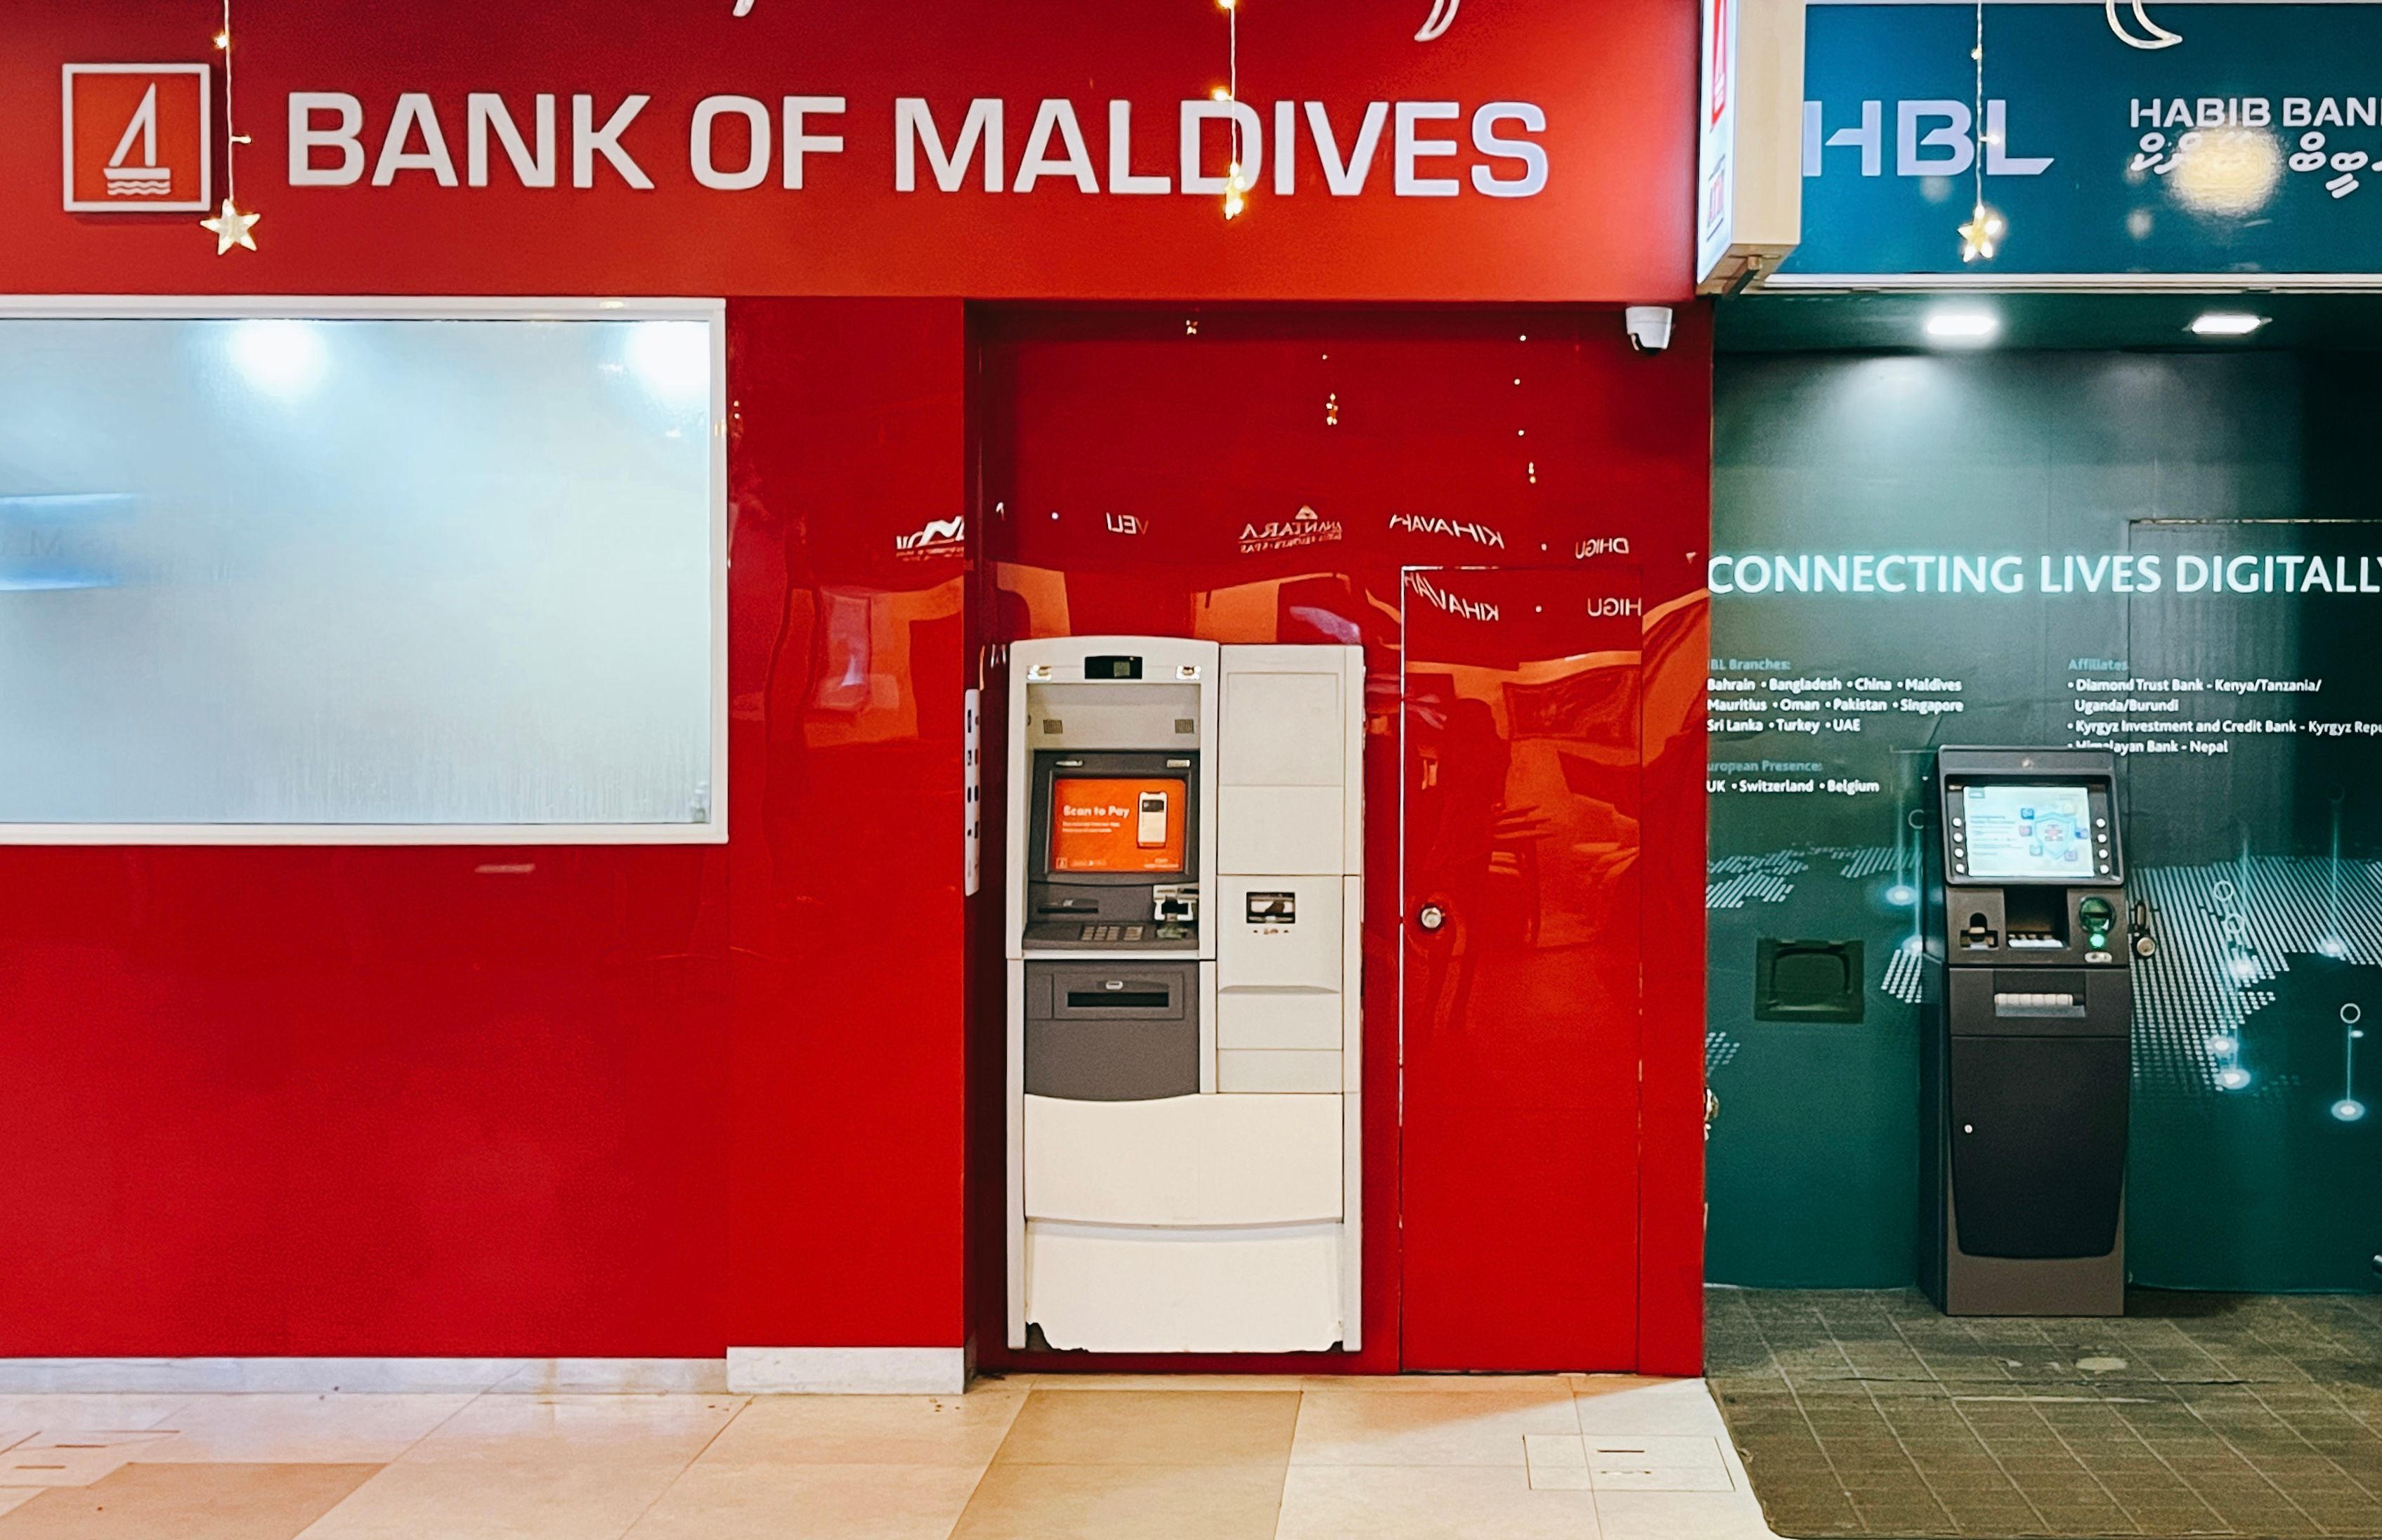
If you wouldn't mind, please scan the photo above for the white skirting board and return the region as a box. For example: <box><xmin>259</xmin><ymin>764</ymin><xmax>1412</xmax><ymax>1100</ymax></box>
<box><xmin>725</xmin><ymin>1346</ymin><xmax>972</xmax><ymax>1395</ymax></box>
<box><xmin>0</xmin><ymin>1357</ymin><xmax>729</xmax><ymax>1394</ymax></box>
<box><xmin>0</xmin><ymin>1351</ymin><xmax>974</xmax><ymax>1395</ymax></box>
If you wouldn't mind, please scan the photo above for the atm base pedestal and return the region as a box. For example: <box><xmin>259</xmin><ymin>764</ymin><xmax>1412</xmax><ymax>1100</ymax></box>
<box><xmin>1935</xmin><ymin>1189</ymin><xmax>2126</xmax><ymax>1317</ymax></box>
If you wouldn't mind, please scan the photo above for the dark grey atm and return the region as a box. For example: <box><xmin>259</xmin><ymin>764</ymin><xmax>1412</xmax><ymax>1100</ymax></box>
<box><xmin>1922</xmin><ymin>748</ymin><xmax>2131</xmax><ymax>1316</ymax></box>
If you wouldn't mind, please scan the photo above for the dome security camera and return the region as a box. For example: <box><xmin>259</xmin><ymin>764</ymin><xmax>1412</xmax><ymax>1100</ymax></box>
<box><xmin>1624</xmin><ymin>306</ymin><xmax>1674</xmax><ymax>353</ymax></box>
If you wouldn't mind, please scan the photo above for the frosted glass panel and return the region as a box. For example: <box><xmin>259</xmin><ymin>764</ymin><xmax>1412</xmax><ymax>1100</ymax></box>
<box><xmin>0</xmin><ymin>312</ymin><xmax>720</xmax><ymax>834</ymax></box>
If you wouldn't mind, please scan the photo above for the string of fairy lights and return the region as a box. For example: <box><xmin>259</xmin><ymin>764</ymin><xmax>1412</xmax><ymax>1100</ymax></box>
<box><xmin>200</xmin><ymin>0</ymin><xmax>260</xmax><ymax>254</ymax></box>
<box><xmin>1956</xmin><ymin>1</ymin><xmax>2005</xmax><ymax>263</ymax></box>
<box><xmin>1218</xmin><ymin>0</ymin><xmax>1250</xmax><ymax>220</ymax></box>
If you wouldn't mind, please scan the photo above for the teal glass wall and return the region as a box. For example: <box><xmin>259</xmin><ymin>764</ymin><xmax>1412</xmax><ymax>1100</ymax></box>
<box><xmin>1708</xmin><ymin>349</ymin><xmax>2381</xmax><ymax>1291</ymax></box>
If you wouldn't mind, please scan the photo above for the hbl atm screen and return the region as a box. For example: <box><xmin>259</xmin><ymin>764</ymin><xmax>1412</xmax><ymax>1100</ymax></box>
<box><xmin>1960</xmin><ymin>783</ymin><xmax>2093</xmax><ymax>881</ymax></box>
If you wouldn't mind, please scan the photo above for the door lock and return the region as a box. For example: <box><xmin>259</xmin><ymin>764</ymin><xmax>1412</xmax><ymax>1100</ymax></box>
<box><xmin>1417</xmin><ymin>903</ymin><xmax>1447</xmax><ymax>933</ymax></box>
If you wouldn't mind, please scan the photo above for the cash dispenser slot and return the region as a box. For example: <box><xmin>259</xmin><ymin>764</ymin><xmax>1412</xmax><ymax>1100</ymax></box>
<box><xmin>1069</xmin><ymin>986</ymin><xmax>1172</xmax><ymax>1010</ymax></box>
<box><xmin>2002</xmin><ymin>887</ymin><xmax>2067</xmax><ymax>950</ymax></box>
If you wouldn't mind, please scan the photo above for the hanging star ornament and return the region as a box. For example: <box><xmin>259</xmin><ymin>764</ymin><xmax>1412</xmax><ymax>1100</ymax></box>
<box><xmin>201</xmin><ymin>197</ymin><xmax>260</xmax><ymax>255</ymax></box>
<box><xmin>1958</xmin><ymin>202</ymin><xmax>2005</xmax><ymax>263</ymax></box>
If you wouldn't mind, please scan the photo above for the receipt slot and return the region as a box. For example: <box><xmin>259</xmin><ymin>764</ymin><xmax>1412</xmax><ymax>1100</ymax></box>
<box><xmin>1006</xmin><ymin>637</ymin><xmax>1364</xmax><ymax>1352</ymax></box>
<box><xmin>1922</xmin><ymin>748</ymin><xmax>2130</xmax><ymax>1316</ymax></box>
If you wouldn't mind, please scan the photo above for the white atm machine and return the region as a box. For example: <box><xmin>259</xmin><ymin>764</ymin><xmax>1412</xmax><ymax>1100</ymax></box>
<box><xmin>1005</xmin><ymin>637</ymin><xmax>1364</xmax><ymax>1352</ymax></box>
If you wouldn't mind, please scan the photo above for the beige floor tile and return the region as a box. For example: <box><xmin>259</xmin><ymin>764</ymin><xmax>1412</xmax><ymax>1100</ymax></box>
<box><xmin>998</xmin><ymin>1390</ymin><xmax>1299</xmax><ymax>1467</ymax></box>
<box><xmin>383</xmin><ymin>1392</ymin><xmax>742</xmax><ymax>1459</ymax></box>
<box><xmin>0</xmin><ymin>1431</ymin><xmax>174</xmax><ymax>1487</ymax></box>
<box><xmin>625</xmin><ymin>1459</ymin><xmax>984</xmax><ymax>1539</ymax></box>
<box><xmin>1581</xmin><ymin>1436</ymin><xmax>1733</xmax><ymax>1492</ymax></box>
<box><xmin>292</xmin><ymin>1395</ymin><xmax>740</xmax><ymax>1540</ymax></box>
<box><xmin>1589</xmin><ymin>1487</ymin><xmax>1772</xmax><ymax>1540</ymax></box>
<box><xmin>293</xmin><ymin>1454</ymin><xmax>705</xmax><ymax>1540</ymax></box>
<box><xmin>1575</xmin><ymin>1380</ymin><xmax>1731</xmax><ymax>1437</ymax></box>
<box><xmin>1528</xmin><ymin>1435</ymin><xmax>1597</xmax><ymax>1492</ymax></box>
<box><xmin>0</xmin><ymin>1492</ymin><xmax>35</xmax><ymax>1519</ymax></box>
<box><xmin>0</xmin><ymin>1397</ymin><xmax>186</xmax><ymax>1432</ymax></box>
<box><xmin>0</xmin><ymin>1461</ymin><xmax>378</xmax><ymax>1540</ymax></box>
<box><xmin>952</xmin><ymin>1461</ymin><xmax>1284</xmax><ymax>1540</ymax></box>
<box><xmin>136</xmin><ymin>1394</ymin><xmax>475</xmax><ymax>1464</ymax></box>
<box><xmin>695</xmin><ymin>1390</ymin><xmax>1022</xmax><ymax>1467</ymax></box>
<box><xmin>1291</xmin><ymin>1388</ymin><xmax>1580</xmax><ymax>1466</ymax></box>
<box><xmin>1276</xmin><ymin>1463</ymin><xmax>1603</xmax><ymax>1539</ymax></box>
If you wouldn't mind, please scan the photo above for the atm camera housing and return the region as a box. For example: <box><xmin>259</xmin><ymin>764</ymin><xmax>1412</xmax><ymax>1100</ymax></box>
<box><xmin>1624</xmin><ymin>306</ymin><xmax>1674</xmax><ymax>353</ymax></box>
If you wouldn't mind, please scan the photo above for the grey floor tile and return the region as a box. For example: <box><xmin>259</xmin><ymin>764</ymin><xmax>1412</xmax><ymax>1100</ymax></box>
<box><xmin>1711</xmin><ymin>1285</ymin><xmax>2382</xmax><ymax>1539</ymax></box>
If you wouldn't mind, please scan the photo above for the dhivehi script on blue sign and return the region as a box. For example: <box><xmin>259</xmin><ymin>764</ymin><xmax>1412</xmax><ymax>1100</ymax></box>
<box><xmin>1783</xmin><ymin>2</ymin><xmax>2382</xmax><ymax>280</ymax></box>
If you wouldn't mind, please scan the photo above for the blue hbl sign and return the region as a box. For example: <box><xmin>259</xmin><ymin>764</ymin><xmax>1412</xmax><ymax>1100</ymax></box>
<box><xmin>1782</xmin><ymin>2</ymin><xmax>2382</xmax><ymax>281</ymax></box>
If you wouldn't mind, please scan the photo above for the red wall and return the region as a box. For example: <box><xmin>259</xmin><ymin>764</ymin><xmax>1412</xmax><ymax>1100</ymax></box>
<box><xmin>0</xmin><ymin>300</ymin><xmax>1707</xmax><ymax>1369</ymax></box>
<box><xmin>1</xmin><ymin>0</ymin><xmax>1711</xmax><ymax>1374</ymax></box>
<box><xmin>972</xmin><ymin>306</ymin><xmax>1710</xmax><ymax>1373</ymax></box>
<box><xmin>0</xmin><ymin>298</ymin><xmax>970</xmax><ymax>1358</ymax></box>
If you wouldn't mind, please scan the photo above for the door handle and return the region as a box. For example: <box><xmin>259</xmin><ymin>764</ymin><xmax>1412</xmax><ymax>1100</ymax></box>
<box><xmin>1417</xmin><ymin>903</ymin><xmax>1447</xmax><ymax>933</ymax></box>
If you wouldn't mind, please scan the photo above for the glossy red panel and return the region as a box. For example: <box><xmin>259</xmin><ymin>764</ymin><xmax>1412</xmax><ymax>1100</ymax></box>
<box><xmin>0</xmin><ymin>298</ymin><xmax>971</xmax><ymax>1359</ymax></box>
<box><xmin>1400</xmin><ymin>566</ymin><xmax>1643</xmax><ymax>1369</ymax></box>
<box><xmin>724</xmin><ymin>299</ymin><xmax>972</xmax><ymax>1350</ymax></box>
<box><xmin>970</xmin><ymin>305</ymin><xmax>1710</xmax><ymax>1373</ymax></box>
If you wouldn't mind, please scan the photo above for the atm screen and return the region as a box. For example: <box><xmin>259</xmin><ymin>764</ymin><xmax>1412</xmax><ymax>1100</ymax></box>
<box><xmin>1960</xmin><ymin>783</ymin><xmax>2095</xmax><ymax>880</ymax></box>
<box><xmin>1049</xmin><ymin>777</ymin><xmax>1187</xmax><ymax>873</ymax></box>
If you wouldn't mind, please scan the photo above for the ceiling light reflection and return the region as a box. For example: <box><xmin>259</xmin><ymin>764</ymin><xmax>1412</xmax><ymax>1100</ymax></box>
<box><xmin>228</xmin><ymin>319</ymin><xmax>328</xmax><ymax>397</ymax></box>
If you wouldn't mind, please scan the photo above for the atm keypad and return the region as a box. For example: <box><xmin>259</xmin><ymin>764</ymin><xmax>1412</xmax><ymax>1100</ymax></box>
<box><xmin>1077</xmin><ymin>924</ymin><xmax>1149</xmax><ymax>942</ymax></box>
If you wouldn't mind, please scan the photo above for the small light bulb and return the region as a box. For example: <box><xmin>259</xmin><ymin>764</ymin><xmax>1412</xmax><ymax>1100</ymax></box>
<box><xmin>1211</xmin><ymin>86</ymin><xmax>1232</xmax><ymax>102</ymax></box>
<box><xmin>214</xmin><ymin>30</ymin><xmax>230</xmax><ymax>47</ymax></box>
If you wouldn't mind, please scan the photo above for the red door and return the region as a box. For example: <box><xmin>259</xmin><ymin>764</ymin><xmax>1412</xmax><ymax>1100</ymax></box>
<box><xmin>1399</xmin><ymin>566</ymin><xmax>1644</xmax><ymax>1370</ymax></box>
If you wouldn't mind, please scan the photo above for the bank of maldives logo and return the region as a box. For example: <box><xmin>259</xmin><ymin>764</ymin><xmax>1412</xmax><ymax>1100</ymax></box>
<box><xmin>63</xmin><ymin>65</ymin><xmax>211</xmax><ymax>213</ymax></box>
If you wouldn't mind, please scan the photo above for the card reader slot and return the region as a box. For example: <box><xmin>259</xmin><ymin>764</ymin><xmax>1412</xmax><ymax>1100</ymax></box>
<box><xmin>1069</xmin><ymin>989</ymin><xmax>1171</xmax><ymax>1009</ymax></box>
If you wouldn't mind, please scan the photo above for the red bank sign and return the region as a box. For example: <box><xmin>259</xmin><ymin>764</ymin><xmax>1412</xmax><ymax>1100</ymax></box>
<box><xmin>10</xmin><ymin>0</ymin><xmax>1696</xmax><ymax>301</ymax></box>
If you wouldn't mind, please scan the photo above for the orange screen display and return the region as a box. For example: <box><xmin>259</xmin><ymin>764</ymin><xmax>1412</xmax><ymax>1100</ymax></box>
<box><xmin>1050</xmin><ymin>778</ymin><xmax>1187</xmax><ymax>873</ymax></box>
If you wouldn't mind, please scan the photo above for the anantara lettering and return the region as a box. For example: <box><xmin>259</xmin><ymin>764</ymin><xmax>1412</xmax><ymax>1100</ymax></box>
<box><xmin>286</xmin><ymin>91</ymin><xmax>1550</xmax><ymax>200</ymax></box>
<box><xmin>1239</xmin><ymin>504</ymin><xmax>1344</xmax><ymax>554</ymax></box>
